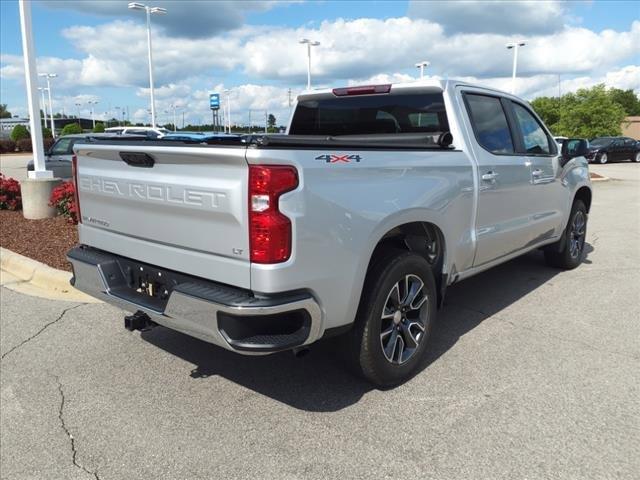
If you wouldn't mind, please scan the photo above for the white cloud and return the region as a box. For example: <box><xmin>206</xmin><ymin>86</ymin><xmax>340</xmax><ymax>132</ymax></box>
<box><xmin>42</xmin><ymin>0</ymin><xmax>289</xmax><ymax>38</ymax></box>
<box><xmin>408</xmin><ymin>0</ymin><xmax>567</xmax><ymax>35</ymax></box>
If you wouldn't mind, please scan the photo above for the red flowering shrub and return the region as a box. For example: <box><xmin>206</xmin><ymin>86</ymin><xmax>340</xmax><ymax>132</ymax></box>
<box><xmin>49</xmin><ymin>181</ymin><xmax>78</xmax><ymax>224</ymax></box>
<box><xmin>0</xmin><ymin>174</ymin><xmax>22</xmax><ymax>210</ymax></box>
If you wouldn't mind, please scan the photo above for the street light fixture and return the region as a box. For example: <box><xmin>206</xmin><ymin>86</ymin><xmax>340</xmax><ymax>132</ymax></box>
<box><xmin>415</xmin><ymin>60</ymin><xmax>430</xmax><ymax>79</ymax></box>
<box><xmin>128</xmin><ymin>2</ymin><xmax>166</xmax><ymax>128</ymax></box>
<box><xmin>506</xmin><ymin>41</ymin><xmax>526</xmax><ymax>94</ymax></box>
<box><xmin>38</xmin><ymin>73</ymin><xmax>57</xmax><ymax>138</ymax></box>
<box><xmin>299</xmin><ymin>38</ymin><xmax>320</xmax><ymax>90</ymax></box>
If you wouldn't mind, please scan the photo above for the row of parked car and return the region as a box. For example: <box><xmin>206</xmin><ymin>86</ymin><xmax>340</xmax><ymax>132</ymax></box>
<box><xmin>555</xmin><ymin>136</ymin><xmax>640</xmax><ymax>164</ymax></box>
<box><xmin>29</xmin><ymin>130</ymin><xmax>640</xmax><ymax>178</ymax></box>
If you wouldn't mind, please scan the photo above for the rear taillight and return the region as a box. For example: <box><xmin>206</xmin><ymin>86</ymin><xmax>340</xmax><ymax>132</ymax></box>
<box><xmin>332</xmin><ymin>84</ymin><xmax>391</xmax><ymax>96</ymax></box>
<box><xmin>72</xmin><ymin>154</ymin><xmax>82</xmax><ymax>223</ymax></box>
<box><xmin>249</xmin><ymin>165</ymin><xmax>298</xmax><ymax>264</ymax></box>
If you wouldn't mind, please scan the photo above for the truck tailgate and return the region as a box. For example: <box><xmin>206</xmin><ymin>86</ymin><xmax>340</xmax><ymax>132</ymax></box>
<box><xmin>74</xmin><ymin>144</ymin><xmax>251</xmax><ymax>288</ymax></box>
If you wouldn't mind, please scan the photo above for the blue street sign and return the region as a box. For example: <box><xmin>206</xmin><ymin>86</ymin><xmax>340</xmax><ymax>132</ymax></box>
<box><xmin>209</xmin><ymin>93</ymin><xmax>220</xmax><ymax>110</ymax></box>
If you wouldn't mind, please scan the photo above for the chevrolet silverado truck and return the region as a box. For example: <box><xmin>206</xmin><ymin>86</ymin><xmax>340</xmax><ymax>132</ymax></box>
<box><xmin>67</xmin><ymin>80</ymin><xmax>592</xmax><ymax>386</ymax></box>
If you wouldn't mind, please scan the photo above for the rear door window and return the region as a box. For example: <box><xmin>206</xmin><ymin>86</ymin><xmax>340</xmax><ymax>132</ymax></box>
<box><xmin>512</xmin><ymin>103</ymin><xmax>553</xmax><ymax>155</ymax></box>
<box><xmin>464</xmin><ymin>94</ymin><xmax>514</xmax><ymax>154</ymax></box>
<box><xmin>290</xmin><ymin>92</ymin><xmax>449</xmax><ymax>135</ymax></box>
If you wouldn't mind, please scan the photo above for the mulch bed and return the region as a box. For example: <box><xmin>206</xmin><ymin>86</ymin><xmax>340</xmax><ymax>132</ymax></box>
<box><xmin>0</xmin><ymin>210</ymin><xmax>77</xmax><ymax>271</ymax></box>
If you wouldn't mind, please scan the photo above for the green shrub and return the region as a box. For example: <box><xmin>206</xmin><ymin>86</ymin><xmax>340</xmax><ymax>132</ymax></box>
<box><xmin>61</xmin><ymin>123</ymin><xmax>83</xmax><ymax>136</ymax></box>
<box><xmin>92</xmin><ymin>122</ymin><xmax>105</xmax><ymax>133</ymax></box>
<box><xmin>42</xmin><ymin>127</ymin><xmax>53</xmax><ymax>138</ymax></box>
<box><xmin>10</xmin><ymin>124</ymin><xmax>29</xmax><ymax>142</ymax></box>
<box><xmin>0</xmin><ymin>139</ymin><xmax>16</xmax><ymax>153</ymax></box>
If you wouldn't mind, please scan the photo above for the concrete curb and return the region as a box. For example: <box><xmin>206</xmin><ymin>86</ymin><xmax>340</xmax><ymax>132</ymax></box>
<box><xmin>0</xmin><ymin>247</ymin><xmax>100</xmax><ymax>303</ymax></box>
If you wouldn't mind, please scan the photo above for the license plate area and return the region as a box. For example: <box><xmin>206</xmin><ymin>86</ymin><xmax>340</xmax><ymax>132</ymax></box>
<box><xmin>104</xmin><ymin>257</ymin><xmax>196</xmax><ymax>312</ymax></box>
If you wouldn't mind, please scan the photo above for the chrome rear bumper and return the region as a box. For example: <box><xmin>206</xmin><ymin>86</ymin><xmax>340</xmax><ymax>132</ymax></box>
<box><xmin>67</xmin><ymin>246</ymin><xmax>322</xmax><ymax>354</ymax></box>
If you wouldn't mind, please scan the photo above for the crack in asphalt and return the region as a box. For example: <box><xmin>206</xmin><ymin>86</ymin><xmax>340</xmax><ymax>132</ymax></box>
<box><xmin>54</xmin><ymin>376</ymin><xmax>101</xmax><ymax>480</ymax></box>
<box><xmin>1</xmin><ymin>304</ymin><xmax>83</xmax><ymax>361</ymax></box>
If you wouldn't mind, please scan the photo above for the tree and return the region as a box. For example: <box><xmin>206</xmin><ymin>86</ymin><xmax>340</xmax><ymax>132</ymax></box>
<box><xmin>554</xmin><ymin>85</ymin><xmax>626</xmax><ymax>138</ymax></box>
<box><xmin>61</xmin><ymin>123</ymin><xmax>83</xmax><ymax>136</ymax></box>
<box><xmin>0</xmin><ymin>104</ymin><xmax>12</xmax><ymax>119</ymax></box>
<box><xmin>530</xmin><ymin>96</ymin><xmax>562</xmax><ymax>132</ymax></box>
<box><xmin>268</xmin><ymin>114</ymin><xmax>276</xmax><ymax>127</ymax></box>
<box><xmin>92</xmin><ymin>123</ymin><xmax>105</xmax><ymax>133</ymax></box>
<box><xmin>608</xmin><ymin>88</ymin><xmax>640</xmax><ymax>116</ymax></box>
<box><xmin>10</xmin><ymin>124</ymin><xmax>29</xmax><ymax>142</ymax></box>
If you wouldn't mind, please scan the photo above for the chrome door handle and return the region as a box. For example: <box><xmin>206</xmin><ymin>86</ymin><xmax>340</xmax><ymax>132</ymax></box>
<box><xmin>481</xmin><ymin>171</ymin><xmax>499</xmax><ymax>181</ymax></box>
<box><xmin>532</xmin><ymin>169</ymin><xmax>543</xmax><ymax>177</ymax></box>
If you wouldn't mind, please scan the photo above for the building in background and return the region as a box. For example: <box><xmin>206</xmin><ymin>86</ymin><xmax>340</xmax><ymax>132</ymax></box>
<box><xmin>622</xmin><ymin>117</ymin><xmax>640</xmax><ymax>139</ymax></box>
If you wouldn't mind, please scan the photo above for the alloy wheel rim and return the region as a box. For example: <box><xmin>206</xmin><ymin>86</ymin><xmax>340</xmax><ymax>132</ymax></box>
<box><xmin>600</xmin><ymin>154</ymin><xmax>607</xmax><ymax>164</ymax></box>
<box><xmin>569</xmin><ymin>210</ymin><xmax>586</xmax><ymax>259</ymax></box>
<box><xmin>380</xmin><ymin>274</ymin><xmax>428</xmax><ymax>365</ymax></box>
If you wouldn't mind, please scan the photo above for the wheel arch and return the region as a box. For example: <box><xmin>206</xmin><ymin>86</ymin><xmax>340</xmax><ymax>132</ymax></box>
<box><xmin>574</xmin><ymin>186</ymin><xmax>592</xmax><ymax>213</ymax></box>
<box><xmin>365</xmin><ymin>221</ymin><xmax>448</xmax><ymax>309</ymax></box>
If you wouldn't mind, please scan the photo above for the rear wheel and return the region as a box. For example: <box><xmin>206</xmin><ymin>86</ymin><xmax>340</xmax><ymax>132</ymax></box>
<box><xmin>347</xmin><ymin>250</ymin><xmax>437</xmax><ymax>387</ymax></box>
<box><xmin>544</xmin><ymin>200</ymin><xmax>587</xmax><ymax>270</ymax></box>
<box><xmin>599</xmin><ymin>153</ymin><xmax>608</xmax><ymax>164</ymax></box>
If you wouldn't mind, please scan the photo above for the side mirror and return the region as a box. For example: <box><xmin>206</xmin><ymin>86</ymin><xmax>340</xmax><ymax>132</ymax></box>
<box><xmin>561</xmin><ymin>138</ymin><xmax>588</xmax><ymax>160</ymax></box>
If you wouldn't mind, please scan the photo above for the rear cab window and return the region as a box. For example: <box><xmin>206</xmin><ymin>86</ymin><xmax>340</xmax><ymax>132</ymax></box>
<box><xmin>289</xmin><ymin>92</ymin><xmax>449</xmax><ymax>136</ymax></box>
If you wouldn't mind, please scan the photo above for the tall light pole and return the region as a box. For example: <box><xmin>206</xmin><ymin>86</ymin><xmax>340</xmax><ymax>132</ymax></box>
<box><xmin>224</xmin><ymin>89</ymin><xmax>231</xmax><ymax>133</ymax></box>
<box><xmin>506</xmin><ymin>41</ymin><xmax>526</xmax><ymax>94</ymax></box>
<box><xmin>39</xmin><ymin>73</ymin><xmax>57</xmax><ymax>138</ymax></box>
<box><xmin>38</xmin><ymin>87</ymin><xmax>48</xmax><ymax>129</ymax></box>
<box><xmin>415</xmin><ymin>60</ymin><xmax>430</xmax><ymax>79</ymax></box>
<box><xmin>87</xmin><ymin>100</ymin><xmax>99</xmax><ymax>128</ymax></box>
<box><xmin>128</xmin><ymin>2</ymin><xmax>166</xmax><ymax>128</ymax></box>
<box><xmin>299</xmin><ymin>38</ymin><xmax>320</xmax><ymax>90</ymax></box>
<box><xmin>19</xmin><ymin>0</ymin><xmax>50</xmax><ymax>178</ymax></box>
<box><xmin>75</xmin><ymin>102</ymin><xmax>82</xmax><ymax>126</ymax></box>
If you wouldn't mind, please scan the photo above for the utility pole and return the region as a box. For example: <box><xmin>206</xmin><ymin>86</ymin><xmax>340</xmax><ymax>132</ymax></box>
<box><xmin>288</xmin><ymin>88</ymin><xmax>293</xmax><ymax>108</ymax></box>
<box><xmin>264</xmin><ymin>110</ymin><xmax>268</xmax><ymax>134</ymax></box>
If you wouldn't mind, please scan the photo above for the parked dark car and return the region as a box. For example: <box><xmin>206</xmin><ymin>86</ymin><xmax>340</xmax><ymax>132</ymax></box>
<box><xmin>586</xmin><ymin>136</ymin><xmax>640</xmax><ymax>164</ymax></box>
<box><xmin>27</xmin><ymin>133</ymin><xmax>145</xmax><ymax>178</ymax></box>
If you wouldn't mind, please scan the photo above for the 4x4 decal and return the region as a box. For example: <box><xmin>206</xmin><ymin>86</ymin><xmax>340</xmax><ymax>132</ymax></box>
<box><xmin>315</xmin><ymin>154</ymin><xmax>362</xmax><ymax>163</ymax></box>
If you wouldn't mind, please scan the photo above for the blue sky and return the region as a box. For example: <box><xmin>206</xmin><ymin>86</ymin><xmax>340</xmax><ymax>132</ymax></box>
<box><xmin>1</xmin><ymin>0</ymin><xmax>638</xmax><ymax>126</ymax></box>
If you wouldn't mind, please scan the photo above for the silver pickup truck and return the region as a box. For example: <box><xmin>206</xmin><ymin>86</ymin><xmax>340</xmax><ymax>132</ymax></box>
<box><xmin>67</xmin><ymin>80</ymin><xmax>592</xmax><ymax>386</ymax></box>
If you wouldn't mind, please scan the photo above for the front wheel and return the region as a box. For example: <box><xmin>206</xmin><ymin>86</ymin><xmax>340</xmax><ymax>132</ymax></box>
<box><xmin>599</xmin><ymin>153</ymin><xmax>608</xmax><ymax>164</ymax></box>
<box><xmin>544</xmin><ymin>200</ymin><xmax>588</xmax><ymax>269</ymax></box>
<box><xmin>347</xmin><ymin>250</ymin><xmax>437</xmax><ymax>387</ymax></box>
<box><xmin>634</xmin><ymin>152</ymin><xmax>640</xmax><ymax>162</ymax></box>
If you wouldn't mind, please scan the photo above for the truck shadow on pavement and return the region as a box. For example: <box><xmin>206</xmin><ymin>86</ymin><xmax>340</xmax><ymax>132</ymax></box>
<box><xmin>141</xmin><ymin>245</ymin><xmax>593</xmax><ymax>412</ymax></box>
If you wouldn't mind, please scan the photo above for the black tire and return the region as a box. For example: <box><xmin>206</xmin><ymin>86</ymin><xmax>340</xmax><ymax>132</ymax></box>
<box><xmin>544</xmin><ymin>200</ymin><xmax>587</xmax><ymax>269</ymax></box>
<box><xmin>598</xmin><ymin>153</ymin><xmax>608</xmax><ymax>164</ymax></box>
<box><xmin>634</xmin><ymin>152</ymin><xmax>640</xmax><ymax>162</ymax></box>
<box><xmin>347</xmin><ymin>250</ymin><xmax>437</xmax><ymax>387</ymax></box>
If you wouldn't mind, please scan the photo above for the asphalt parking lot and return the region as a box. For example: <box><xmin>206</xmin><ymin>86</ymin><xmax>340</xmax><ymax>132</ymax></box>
<box><xmin>1</xmin><ymin>163</ymin><xmax>639</xmax><ymax>480</ymax></box>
